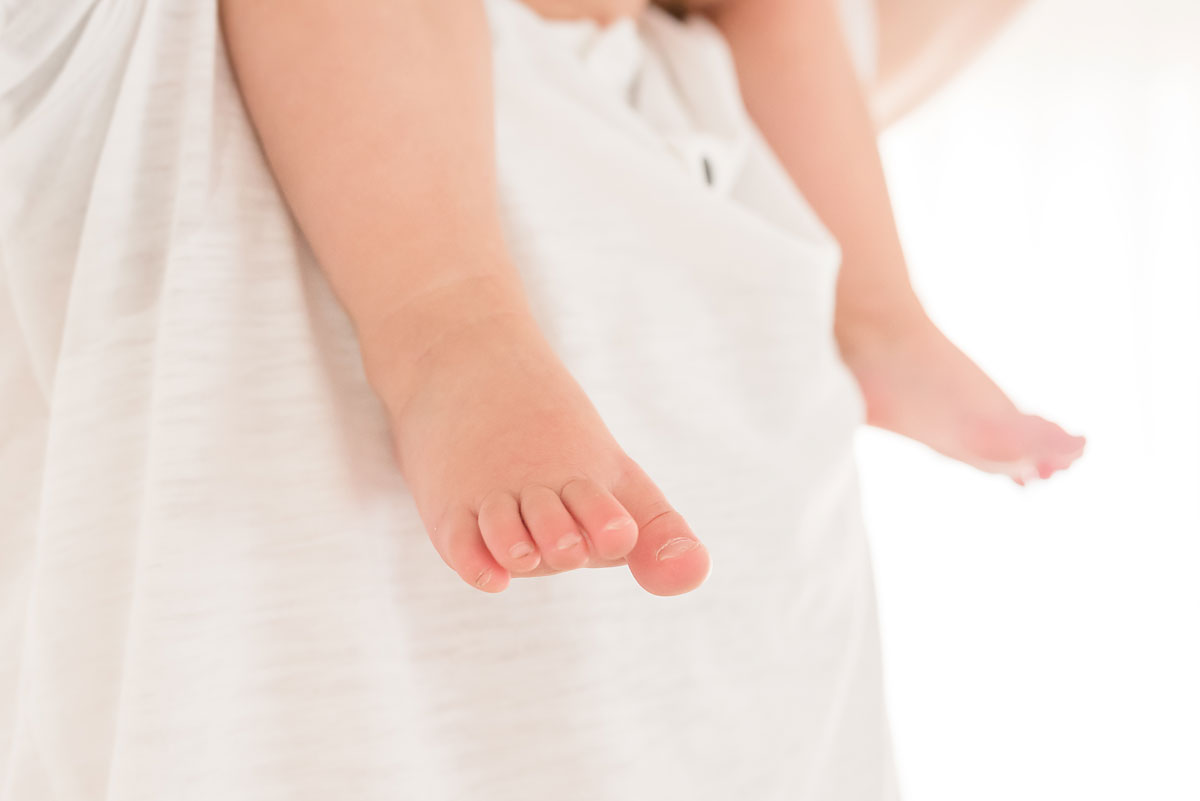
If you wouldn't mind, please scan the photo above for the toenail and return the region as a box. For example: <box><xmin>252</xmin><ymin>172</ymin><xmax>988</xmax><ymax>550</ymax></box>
<box><xmin>509</xmin><ymin>542</ymin><xmax>535</xmax><ymax>559</ymax></box>
<box><xmin>604</xmin><ymin>516</ymin><xmax>636</xmax><ymax>531</ymax></box>
<box><xmin>556</xmin><ymin>532</ymin><xmax>583</xmax><ymax>550</ymax></box>
<box><xmin>474</xmin><ymin>569</ymin><xmax>493</xmax><ymax>588</ymax></box>
<box><xmin>656</xmin><ymin>537</ymin><xmax>700</xmax><ymax>561</ymax></box>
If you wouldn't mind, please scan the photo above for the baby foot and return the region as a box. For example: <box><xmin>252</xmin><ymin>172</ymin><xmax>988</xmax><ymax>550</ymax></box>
<box><xmin>837</xmin><ymin>307</ymin><xmax>1086</xmax><ymax>485</ymax></box>
<box><xmin>367</xmin><ymin>291</ymin><xmax>711</xmax><ymax>595</ymax></box>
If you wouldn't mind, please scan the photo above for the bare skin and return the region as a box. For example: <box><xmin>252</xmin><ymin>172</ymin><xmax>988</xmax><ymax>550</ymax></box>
<box><xmin>219</xmin><ymin>0</ymin><xmax>1081</xmax><ymax>594</ymax></box>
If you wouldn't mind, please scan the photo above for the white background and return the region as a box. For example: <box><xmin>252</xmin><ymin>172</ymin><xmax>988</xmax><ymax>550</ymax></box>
<box><xmin>860</xmin><ymin>0</ymin><xmax>1200</xmax><ymax>798</ymax></box>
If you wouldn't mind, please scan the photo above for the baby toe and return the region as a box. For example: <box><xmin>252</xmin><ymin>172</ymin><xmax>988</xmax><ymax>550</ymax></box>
<box><xmin>612</xmin><ymin>463</ymin><xmax>710</xmax><ymax>597</ymax></box>
<box><xmin>1030</xmin><ymin>417</ymin><xmax>1087</xmax><ymax>476</ymax></box>
<box><xmin>559</xmin><ymin>477</ymin><xmax>638</xmax><ymax>561</ymax></box>
<box><xmin>519</xmin><ymin>484</ymin><xmax>589</xmax><ymax>571</ymax></box>
<box><xmin>436</xmin><ymin>505</ymin><xmax>511</xmax><ymax>593</ymax></box>
<box><xmin>478</xmin><ymin>490</ymin><xmax>541</xmax><ymax>573</ymax></box>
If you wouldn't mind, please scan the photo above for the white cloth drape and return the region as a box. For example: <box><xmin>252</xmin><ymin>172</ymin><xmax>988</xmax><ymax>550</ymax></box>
<box><xmin>0</xmin><ymin>2</ymin><xmax>898</xmax><ymax>799</ymax></box>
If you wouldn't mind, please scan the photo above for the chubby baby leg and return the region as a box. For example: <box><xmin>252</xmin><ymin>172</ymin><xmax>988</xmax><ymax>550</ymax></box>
<box><xmin>221</xmin><ymin>0</ymin><xmax>710</xmax><ymax>595</ymax></box>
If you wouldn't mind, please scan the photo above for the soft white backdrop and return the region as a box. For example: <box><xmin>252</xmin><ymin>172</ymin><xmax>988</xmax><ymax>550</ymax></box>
<box><xmin>859</xmin><ymin>0</ymin><xmax>1200</xmax><ymax>798</ymax></box>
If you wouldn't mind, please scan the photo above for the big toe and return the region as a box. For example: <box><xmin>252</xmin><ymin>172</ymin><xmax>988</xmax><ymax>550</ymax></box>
<box><xmin>1029</xmin><ymin>417</ymin><xmax>1086</xmax><ymax>478</ymax></box>
<box><xmin>613</xmin><ymin>463</ymin><xmax>710</xmax><ymax>596</ymax></box>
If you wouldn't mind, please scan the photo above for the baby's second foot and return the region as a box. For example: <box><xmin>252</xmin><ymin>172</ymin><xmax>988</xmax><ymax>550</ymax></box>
<box><xmin>837</xmin><ymin>306</ymin><xmax>1086</xmax><ymax>485</ymax></box>
<box><xmin>364</xmin><ymin>282</ymin><xmax>710</xmax><ymax>595</ymax></box>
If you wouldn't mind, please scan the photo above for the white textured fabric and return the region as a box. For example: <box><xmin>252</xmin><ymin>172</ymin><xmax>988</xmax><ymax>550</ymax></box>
<box><xmin>0</xmin><ymin>1</ymin><xmax>898</xmax><ymax>799</ymax></box>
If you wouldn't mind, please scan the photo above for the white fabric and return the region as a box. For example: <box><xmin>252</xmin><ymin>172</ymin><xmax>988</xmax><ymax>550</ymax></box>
<box><xmin>0</xmin><ymin>1</ymin><xmax>898</xmax><ymax>799</ymax></box>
